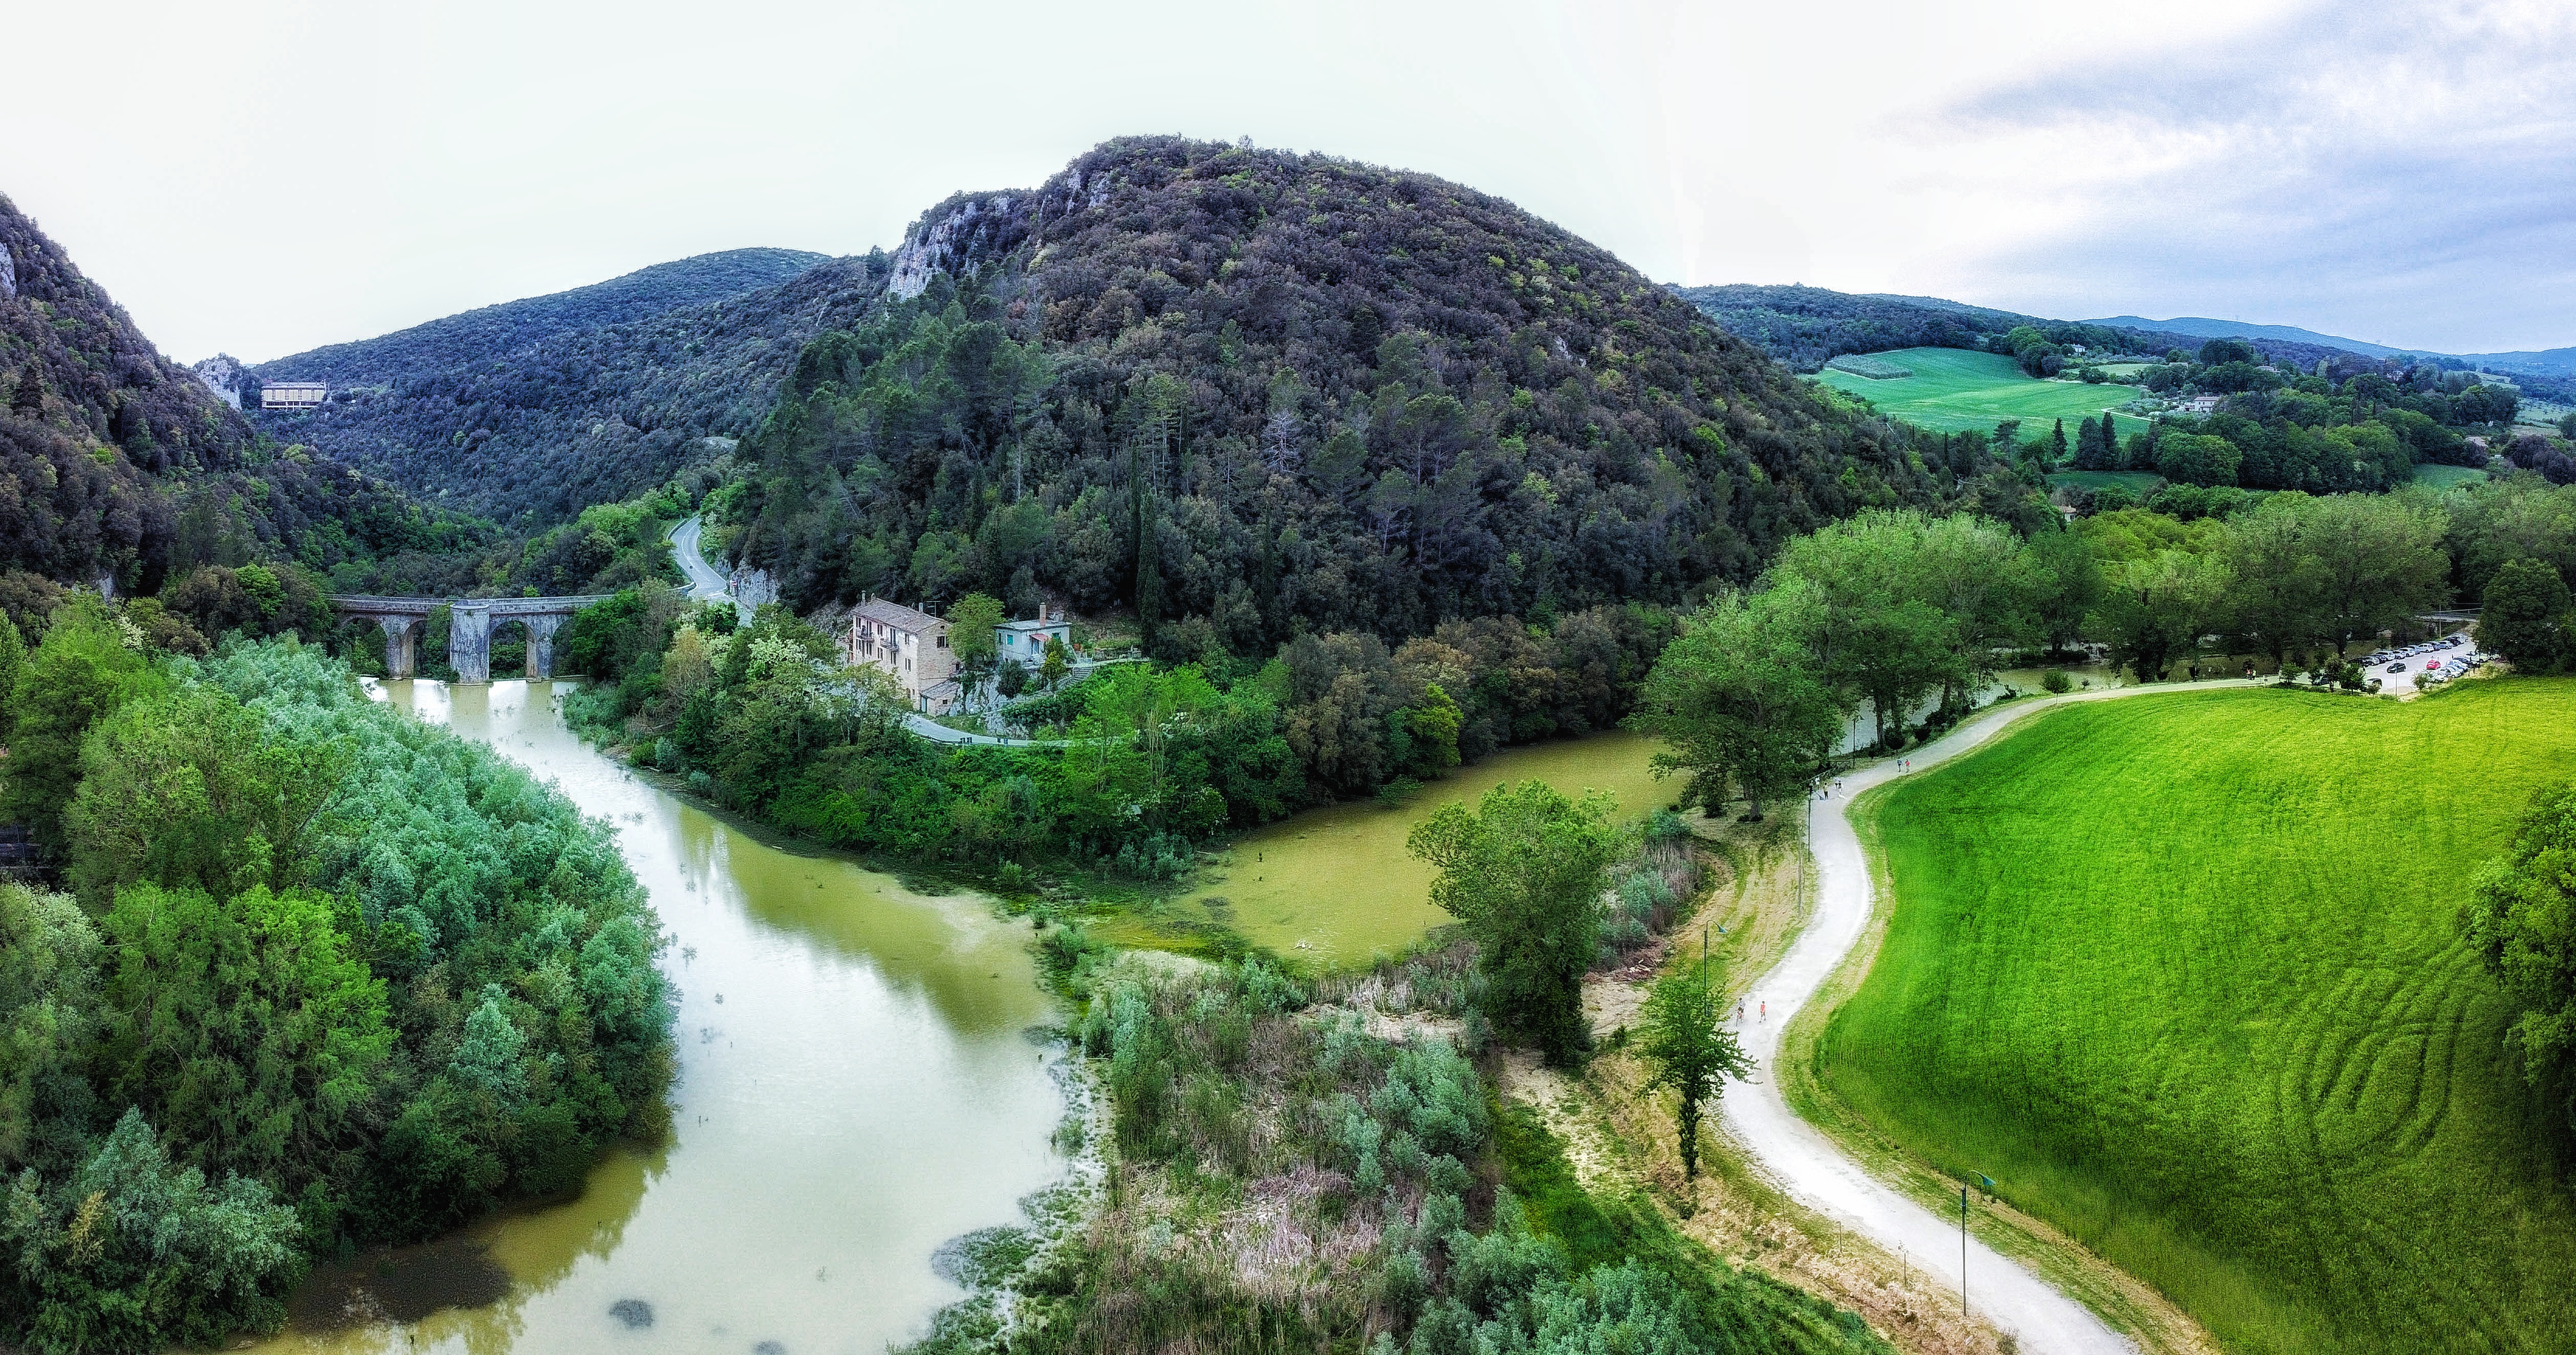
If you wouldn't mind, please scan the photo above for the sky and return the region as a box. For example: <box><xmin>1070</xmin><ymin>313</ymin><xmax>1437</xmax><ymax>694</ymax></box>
<box><xmin>5</xmin><ymin>0</ymin><xmax>2569</xmax><ymax>362</ymax></box>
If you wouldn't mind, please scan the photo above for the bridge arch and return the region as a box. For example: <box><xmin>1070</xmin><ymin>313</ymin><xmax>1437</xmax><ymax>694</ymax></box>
<box><xmin>330</xmin><ymin>595</ymin><xmax>608</xmax><ymax>682</ymax></box>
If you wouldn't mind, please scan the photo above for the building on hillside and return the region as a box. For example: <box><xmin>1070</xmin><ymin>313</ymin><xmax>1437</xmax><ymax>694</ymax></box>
<box><xmin>2179</xmin><ymin>394</ymin><xmax>2224</xmax><ymax>416</ymax></box>
<box><xmin>998</xmin><ymin>605</ymin><xmax>1073</xmax><ymax>670</ymax></box>
<box><xmin>261</xmin><ymin>381</ymin><xmax>329</xmax><ymax>411</ymax></box>
<box><xmin>847</xmin><ymin>595</ymin><xmax>957</xmax><ymax>714</ymax></box>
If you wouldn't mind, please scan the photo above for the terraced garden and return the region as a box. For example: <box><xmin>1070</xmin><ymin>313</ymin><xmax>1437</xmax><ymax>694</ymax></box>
<box><xmin>1814</xmin><ymin>346</ymin><xmax>2151</xmax><ymax>437</ymax></box>
<box><xmin>1817</xmin><ymin>681</ymin><xmax>2576</xmax><ymax>1354</ymax></box>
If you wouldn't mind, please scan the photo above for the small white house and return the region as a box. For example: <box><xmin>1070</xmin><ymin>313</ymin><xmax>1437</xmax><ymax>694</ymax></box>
<box><xmin>997</xmin><ymin>606</ymin><xmax>1072</xmax><ymax>668</ymax></box>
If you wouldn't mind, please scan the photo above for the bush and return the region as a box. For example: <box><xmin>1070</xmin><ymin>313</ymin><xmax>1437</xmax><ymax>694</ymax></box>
<box><xmin>2040</xmin><ymin>669</ymin><xmax>2073</xmax><ymax>694</ymax></box>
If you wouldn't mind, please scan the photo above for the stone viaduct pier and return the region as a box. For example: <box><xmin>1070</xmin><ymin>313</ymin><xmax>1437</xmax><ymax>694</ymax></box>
<box><xmin>331</xmin><ymin>595</ymin><xmax>609</xmax><ymax>682</ymax></box>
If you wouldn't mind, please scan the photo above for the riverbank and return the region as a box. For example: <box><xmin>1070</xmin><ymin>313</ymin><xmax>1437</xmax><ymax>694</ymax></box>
<box><xmin>244</xmin><ymin>680</ymin><xmax>1074</xmax><ymax>1354</ymax></box>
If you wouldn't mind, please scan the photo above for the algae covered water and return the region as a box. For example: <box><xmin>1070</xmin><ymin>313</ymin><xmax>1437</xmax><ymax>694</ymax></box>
<box><xmin>247</xmin><ymin>680</ymin><xmax>1067</xmax><ymax>1354</ymax></box>
<box><xmin>1176</xmin><ymin>730</ymin><xmax>1675</xmax><ymax>964</ymax></box>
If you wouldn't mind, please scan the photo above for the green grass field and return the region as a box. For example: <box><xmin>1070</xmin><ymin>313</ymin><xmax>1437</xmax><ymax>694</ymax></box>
<box><xmin>1814</xmin><ymin>347</ymin><xmax>2151</xmax><ymax>438</ymax></box>
<box><xmin>2413</xmin><ymin>462</ymin><xmax>2490</xmax><ymax>488</ymax></box>
<box><xmin>1822</xmin><ymin>681</ymin><xmax>2576</xmax><ymax>1354</ymax></box>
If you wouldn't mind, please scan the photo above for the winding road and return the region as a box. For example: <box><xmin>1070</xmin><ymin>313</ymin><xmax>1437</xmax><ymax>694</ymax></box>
<box><xmin>1722</xmin><ymin>678</ymin><xmax>2255</xmax><ymax>1354</ymax></box>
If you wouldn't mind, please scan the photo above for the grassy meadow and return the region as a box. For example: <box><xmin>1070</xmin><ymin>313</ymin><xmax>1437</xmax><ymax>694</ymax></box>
<box><xmin>1819</xmin><ymin>681</ymin><xmax>2576</xmax><ymax>1354</ymax></box>
<box><xmin>2413</xmin><ymin>462</ymin><xmax>2491</xmax><ymax>488</ymax></box>
<box><xmin>1815</xmin><ymin>347</ymin><xmax>2151</xmax><ymax>437</ymax></box>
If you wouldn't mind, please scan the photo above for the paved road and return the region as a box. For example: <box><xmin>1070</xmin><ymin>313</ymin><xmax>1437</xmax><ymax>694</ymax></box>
<box><xmin>668</xmin><ymin>515</ymin><xmax>734</xmax><ymax>606</ymax></box>
<box><xmin>1722</xmin><ymin>679</ymin><xmax>2257</xmax><ymax>1354</ymax></box>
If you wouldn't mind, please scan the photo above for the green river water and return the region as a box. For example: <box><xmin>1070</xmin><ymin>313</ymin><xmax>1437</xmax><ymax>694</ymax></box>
<box><xmin>1175</xmin><ymin>730</ymin><xmax>1674</xmax><ymax>964</ymax></box>
<box><xmin>246</xmin><ymin>681</ymin><xmax>1069</xmax><ymax>1354</ymax></box>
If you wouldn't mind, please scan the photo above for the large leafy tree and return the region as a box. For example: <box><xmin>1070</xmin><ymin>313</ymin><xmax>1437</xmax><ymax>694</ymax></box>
<box><xmin>2221</xmin><ymin>492</ymin><xmax>2334</xmax><ymax>665</ymax></box>
<box><xmin>1408</xmin><ymin>780</ymin><xmax>1619</xmax><ymax>1064</ymax></box>
<box><xmin>64</xmin><ymin>685</ymin><xmax>347</xmax><ymax>907</ymax></box>
<box><xmin>1</xmin><ymin>595</ymin><xmax>168</xmax><ymax>847</ymax></box>
<box><xmin>1629</xmin><ymin>580</ymin><xmax>1845</xmax><ymax>821</ymax></box>
<box><xmin>2093</xmin><ymin>548</ymin><xmax>2233</xmax><ymax>682</ymax></box>
<box><xmin>0</xmin><ymin>885</ymin><xmax>101</xmax><ymax>1173</ymax></box>
<box><xmin>2464</xmin><ymin>780</ymin><xmax>2576</xmax><ymax>1130</ymax></box>
<box><xmin>2304</xmin><ymin>492</ymin><xmax>2449</xmax><ymax>647</ymax></box>
<box><xmin>1635</xmin><ymin>962</ymin><xmax>1752</xmax><ymax>1184</ymax></box>
<box><xmin>2477</xmin><ymin>558</ymin><xmax>2571</xmax><ymax>671</ymax></box>
<box><xmin>97</xmin><ymin>883</ymin><xmax>395</xmax><ymax>1188</ymax></box>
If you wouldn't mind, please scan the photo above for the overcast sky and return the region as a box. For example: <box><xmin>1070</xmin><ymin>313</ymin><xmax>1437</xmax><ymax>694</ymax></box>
<box><xmin>6</xmin><ymin>0</ymin><xmax>2569</xmax><ymax>362</ymax></box>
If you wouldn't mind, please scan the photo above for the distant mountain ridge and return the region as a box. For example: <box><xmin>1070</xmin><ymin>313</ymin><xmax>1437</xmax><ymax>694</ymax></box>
<box><xmin>254</xmin><ymin>247</ymin><xmax>829</xmax><ymax>387</ymax></box>
<box><xmin>2082</xmin><ymin>317</ymin><xmax>2576</xmax><ymax>379</ymax></box>
<box><xmin>245</xmin><ymin>249</ymin><xmax>882</xmax><ymax>523</ymax></box>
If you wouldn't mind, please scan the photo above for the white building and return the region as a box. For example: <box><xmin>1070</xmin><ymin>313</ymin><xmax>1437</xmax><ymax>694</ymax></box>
<box><xmin>261</xmin><ymin>381</ymin><xmax>328</xmax><ymax>411</ymax></box>
<box><xmin>998</xmin><ymin>606</ymin><xmax>1072</xmax><ymax>670</ymax></box>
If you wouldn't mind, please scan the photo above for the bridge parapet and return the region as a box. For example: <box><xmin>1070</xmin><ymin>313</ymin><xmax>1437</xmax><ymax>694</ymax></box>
<box><xmin>329</xmin><ymin>594</ymin><xmax>611</xmax><ymax>682</ymax></box>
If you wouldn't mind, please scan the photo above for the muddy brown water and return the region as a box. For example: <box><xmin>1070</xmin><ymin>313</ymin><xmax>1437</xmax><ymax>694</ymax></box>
<box><xmin>245</xmin><ymin>680</ymin><xmax>1067</xmax><ymax>1354</ymax></box>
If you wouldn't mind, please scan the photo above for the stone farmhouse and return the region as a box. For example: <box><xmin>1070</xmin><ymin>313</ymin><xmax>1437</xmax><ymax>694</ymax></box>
<box><xmin>845</xmin><ymin>595</ymin><xmax>957</xmax><ymax>713</ymax></box>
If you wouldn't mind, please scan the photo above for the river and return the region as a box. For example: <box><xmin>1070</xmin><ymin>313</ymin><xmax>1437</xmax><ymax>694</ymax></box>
<box><xmin>247</xmin><ymin>680</ymin><xmax>1070</xmax><ymax>1354</ymax></box>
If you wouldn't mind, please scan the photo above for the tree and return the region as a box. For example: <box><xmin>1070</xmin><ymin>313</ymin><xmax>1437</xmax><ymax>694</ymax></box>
<box><xmin>2092</xmin><ymin>548</ymin><xmax>2232</xmax><ymax>682</ymax></box>
<box><xmin>1039</xmin><ymin>634</ymin><xmax>1072</xmax><ymax>692</ymax></box>
<box><xmin>0</xmin><ymin>612</ymin><xmax>22</xmax><ymax>742</ymax></box>
<box><xmin>1635</xmin><ymin>962</ymin><xmax>1752</xmax><ymax>1183</ymax></box>
<box><xmin>2023</xmin><ymin>525</ymin><xmax>2103</xmax><ymax>657</ymax></box>
<box><xmin>2463</xmin><ymin>780</ymin><xmax>2576</xmax><ymax>1131</ymax></box>
<box><xmin>65</xmin><ymin>685</ymin><xmax>348</xmax><ymax>907</ymax></box>
<box><xmin>2048</xmin><ymin>418</ymin><xmax>2069</xmax><ymax>471</ymax></box>
<box><xmin>1769</xmin><ymin>510</ymin><xmax>1969</xmax><ymax>748</ymax></box>
<box><xmin>1407</xmin><ymin>780</ymin><xmax>1619</xmax><ymax>1064</ymax></box>
<box><xmin>2477</xmin><ymin>558</ymin><xmax>2570</xmax><ymax>670</ymax></box>
<box><xmin>2221</xmin><ymin>493</ymin><xmax>2332</xmax><ymax>666</ymax></box>
<box><xmin>1629</xmin><ymin>582</ymin><xmax>1846</xmax><ymax>821</ymax></box>
<box><xmin>2157</xmin><ymin>433</ymin><xmax>2243</xmax><ymax>488</ymax></box>
<box><xmin>0</xmin><ymin>883</ymin><xmax>101</xmax><ymax>1173</ymax></box>
<box><xmin>97</xmin><ymin>883</ymin><xmax>395</xmax><ymax>1187</ymax></box>
<box><xmin>946</xmin><ymin>593</ymin><xmax>1004</xmax><ymax>702</ymax></box>
<box><xmin>2</xmin><ymin>594</ymin><xmax>166</xmax><ymax>848</ymax></box>
<box><xmin>2074</xmin><ymin>416</ymin><xmax>2109</xmax><ymax>470</ymax></box>
<box><xmin>2304</xmin><ymin>493</ymin><xmax>2449</xmax><ymax>647</ymax></box>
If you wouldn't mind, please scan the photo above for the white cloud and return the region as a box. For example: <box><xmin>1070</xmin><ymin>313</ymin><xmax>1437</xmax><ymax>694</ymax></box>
<box><xmin>1</xmin><ymin>0</ymin><xmax>2560</xmax><ymax>360</ymax></box>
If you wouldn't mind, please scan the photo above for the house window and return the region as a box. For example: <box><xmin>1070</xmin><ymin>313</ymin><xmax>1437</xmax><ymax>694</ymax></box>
<box><xmin>936</xmin><ymin>634</ymin><xmax>947</xmax><ymax>649</ymax></box>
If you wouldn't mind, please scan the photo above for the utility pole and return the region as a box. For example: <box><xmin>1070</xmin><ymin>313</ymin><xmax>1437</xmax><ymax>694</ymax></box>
<box><xmin>1960</xmin><ymin>1186</ymin><xmax>1969</xmax><ymax>1319</ymax></box>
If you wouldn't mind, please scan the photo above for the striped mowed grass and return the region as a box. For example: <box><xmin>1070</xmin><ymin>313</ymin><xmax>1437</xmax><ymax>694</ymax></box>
<box><xmin>1815</xmin><ymin>346</ymin><xmax>2150</xmax><ymax>437</ymax></box>
<box><xmin>1821</xmin><ymin>680</ymin><xmax>2576</xmax><ymax>1354</ymax></box>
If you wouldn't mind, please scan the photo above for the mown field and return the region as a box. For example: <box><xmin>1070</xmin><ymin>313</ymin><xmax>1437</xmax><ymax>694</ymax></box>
<box><xmin>2413</xmin><ymin>462</ymin><xmax>2491</xmax><ymax>488</ymax></box>
<box><xmin>1815</xmin><ymin>347</ymin><xmax>2151</xmax><ymax>437</ymax></box>
<box><xmin>1820</xmin><ymin>681</ymin><xmax>2576</xmax><ymax>1355</ymax></box>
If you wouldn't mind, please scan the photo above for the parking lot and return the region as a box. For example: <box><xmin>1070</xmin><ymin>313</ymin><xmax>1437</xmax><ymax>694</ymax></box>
<box><xmin>2361</xmin><ymin>632</ymin><xmax>2488</xmax><ymax>694</ymax></box>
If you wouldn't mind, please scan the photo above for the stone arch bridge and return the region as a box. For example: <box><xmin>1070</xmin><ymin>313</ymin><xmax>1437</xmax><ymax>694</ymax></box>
<box><xmin>331</xmin><ymin>595</ymin><xmax>609</xmax><ymax>682</ymax></box>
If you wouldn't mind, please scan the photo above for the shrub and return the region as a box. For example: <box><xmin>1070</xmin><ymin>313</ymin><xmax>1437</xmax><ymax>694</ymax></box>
<box><xmin>2040</xmin><ymin>669</ymin><xmax>2073</xmax><ymax>694</ymax></box>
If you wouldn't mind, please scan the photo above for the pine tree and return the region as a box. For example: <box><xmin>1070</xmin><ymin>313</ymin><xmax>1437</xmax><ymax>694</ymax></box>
<box><xmin>2049</xmin><ymin>418</ymin><xmax>2069</xmax><ymax>470</ymax></box>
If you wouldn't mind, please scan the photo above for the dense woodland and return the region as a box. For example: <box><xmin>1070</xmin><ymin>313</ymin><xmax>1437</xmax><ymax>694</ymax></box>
<box><xmin>728</xmin><ymin>138</ymin><xmax>2016</xmax><ymax>652</ymax></box>
<box><xmin>1</xmin><ymin>196</ymin><xmax>497</xmax><ymax>592</ymax></box>
<box><xmin>249</xmin><ymin>254</ymin><xmax>890</xmax><ymax>524</ymax></box>
<box><xmin>251</xmin><ymin>248</ymin><xmax>826</xmax><ymax>392</ymax></box>
<box><xmin>0</xmin><ymin>616</ymin><xmax>673</xmax><ymax>1351</ymax></box>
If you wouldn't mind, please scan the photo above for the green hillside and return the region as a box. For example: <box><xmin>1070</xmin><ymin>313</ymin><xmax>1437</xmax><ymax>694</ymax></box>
<box><xmin>1823</xmin><ymin>682</ymin><xmax>2576</xmax><ymax>1354</ymax></box>
<box><xmin>1815</xmin><ymin>347</ymin><xmax>2150</xmax><ymax>436</ymax></box>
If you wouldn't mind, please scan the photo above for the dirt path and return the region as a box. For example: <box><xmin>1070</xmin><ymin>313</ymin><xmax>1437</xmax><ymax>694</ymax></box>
<box><xmin>1721</xmin><ymin>680</ymin><xmax>2256</xmax><ymax>1354</ymax></box>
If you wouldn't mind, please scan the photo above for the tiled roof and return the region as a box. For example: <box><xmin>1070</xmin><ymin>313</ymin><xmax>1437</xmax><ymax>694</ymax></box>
<box><xmin>854</xmin><ymin>598</ymin><xmax>944</xmax><ymax>633</ymax></box>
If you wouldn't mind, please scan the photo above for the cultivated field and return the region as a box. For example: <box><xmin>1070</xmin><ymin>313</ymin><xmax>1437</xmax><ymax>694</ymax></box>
<box><xmin>2048</xmin><ymin>469</ymin><xmax>2163</xmax><ymax>496</ymax></box>
<box><xmin>1820</xmin><ymin>681</ymin><xmax>2576</xmax><ymax>1354</ymax></box>
<box><xmin>1815</xmin><ymin>347</ymin><xmax>2151</xmax><ymax>437</ymax></box>
<box><xmin>2413</xmin><ymin>462</ymin><xmax>2490</xmax><ymax>488</ymax></box>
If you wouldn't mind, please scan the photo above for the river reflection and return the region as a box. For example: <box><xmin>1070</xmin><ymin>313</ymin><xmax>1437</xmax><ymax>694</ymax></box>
<box><xmin>245</xmin><ymin>680</ymin><xmax>1067</xmax><ymax>1355</ymax></box>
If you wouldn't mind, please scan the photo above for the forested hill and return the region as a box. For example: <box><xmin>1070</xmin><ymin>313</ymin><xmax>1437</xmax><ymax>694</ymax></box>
<box><xmin>0</xmin><ymin>193</ymin><xmax>480</xmax><ymax>590</ymax></box>
<box><xmin>1675</xmin><ymin>283</ymin><xmax>2354</xmax><ymax>375</ymax></box>
<box><xmin>253</xmin><ymin>246</ymin><xmax>828</xmax><ymax>386</ymax></box>
<box><xmin>730</xmin><ymin>137</ymin><xmax>1981</xmax><ymax>648</ymax></box>
<box><xmin>248</xmin><ymin>251</ymin><xmax>885</xmax><ymax>525</ymax></box>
